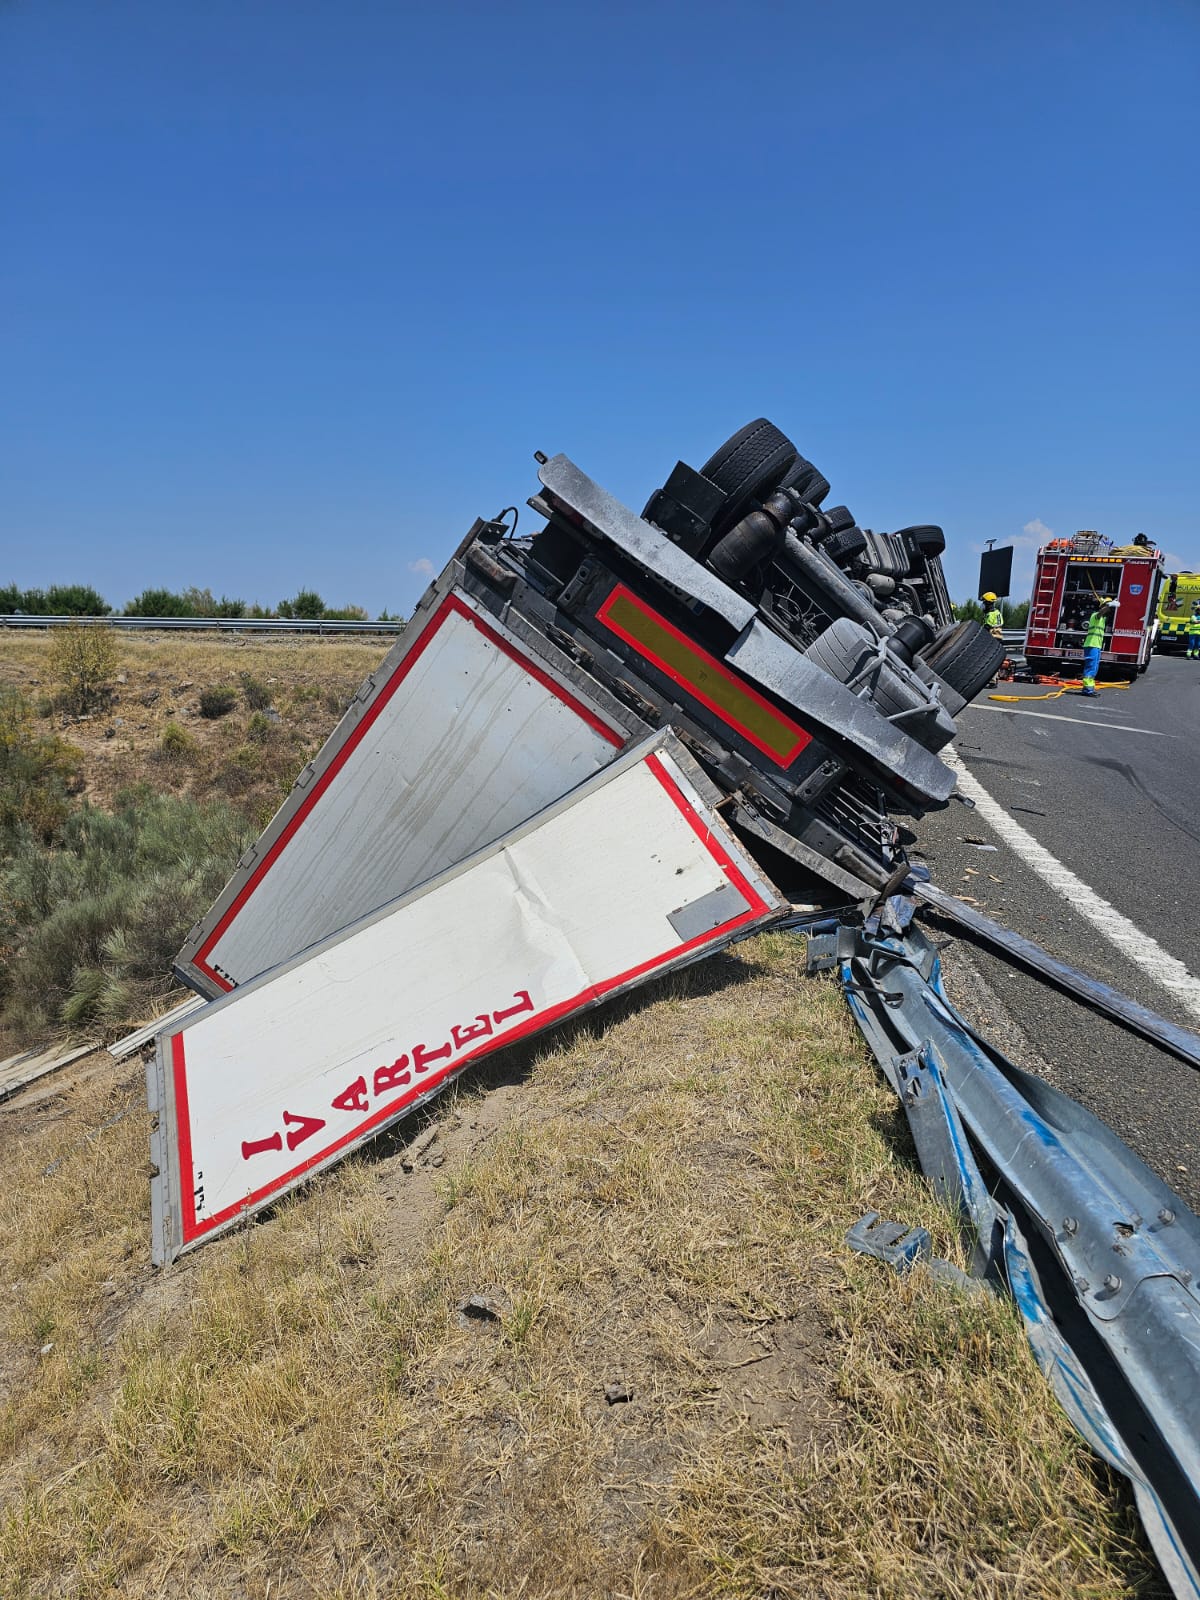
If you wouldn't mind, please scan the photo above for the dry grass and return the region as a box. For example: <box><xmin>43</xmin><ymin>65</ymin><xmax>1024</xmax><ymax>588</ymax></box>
<box><xmin>0</xmin><ymin>629</ymin><xmax>390</xmax><ymax>823</ymax></box>
<box><xmin>0</xmin><ymin>934</ymin><xmax>1162</xmax><ymax>1599</ymax></box>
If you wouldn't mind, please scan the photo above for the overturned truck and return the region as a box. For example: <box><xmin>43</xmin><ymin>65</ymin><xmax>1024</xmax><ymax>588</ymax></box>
<box><xmin>154</xmin><ymin>420</ymin><xmax>1003</xmax><ymax>1261</ymax></box>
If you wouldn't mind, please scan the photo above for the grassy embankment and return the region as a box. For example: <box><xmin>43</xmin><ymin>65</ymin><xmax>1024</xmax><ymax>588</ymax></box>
<box><xmin>0</xmin><ymin>628</ymin><xmax>1164</xmax><ymax>1598</ymax></box>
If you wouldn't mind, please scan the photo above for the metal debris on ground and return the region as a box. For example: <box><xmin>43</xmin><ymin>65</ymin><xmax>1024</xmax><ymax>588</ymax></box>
<box><xmin>0</xmin><ymin>1040</ymin><xmax>98</xmax><ymax>1103</ymax></box>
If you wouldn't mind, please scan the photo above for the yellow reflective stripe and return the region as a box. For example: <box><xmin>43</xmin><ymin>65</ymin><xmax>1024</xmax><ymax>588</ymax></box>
<box><xmin>597</xmin><ymin>587</ymin><xmax>811</xmax><ymax>767</ymax></box>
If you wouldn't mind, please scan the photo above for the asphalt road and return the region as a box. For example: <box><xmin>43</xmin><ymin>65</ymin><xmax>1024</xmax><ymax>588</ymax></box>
<box><xmin>911</xmin><ymin>652</ymin><xmax>1200</xmax><ymax>1211</ymax></box>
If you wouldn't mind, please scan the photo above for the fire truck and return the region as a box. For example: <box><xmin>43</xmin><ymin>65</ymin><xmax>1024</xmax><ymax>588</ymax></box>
<box><xmin>1024</xmin><ymin>531</ymin><xmax>1164</xmax><ymax>680</ymax></box>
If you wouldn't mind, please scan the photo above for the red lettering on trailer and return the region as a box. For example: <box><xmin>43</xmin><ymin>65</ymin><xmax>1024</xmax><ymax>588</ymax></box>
<box><xmin>451</xmin><ymin>1015</ymin><xmax>493</xmax><ymax>1048</ymax></box>
<box><xmin>170</xmin><ymin>752</ymin><xmax>778</xmax><ymax>1250</ymax></box>
<box><xmin>332</xmin><ymin>1075</ymin><xmax>370</xmax><ymax>1114</ymax></box>
<box><xmin>413</xmin><ymin>1040</ymin><xmax>453</xmax><ymax>1073</ymax></box>
<box><xmin>283</xmin><ymin>1110</ymin><xmax>326</xmax><ymax>1151</ymax></box>
<box><xmin>241</xmin><ymin>1131</ymin><xmax>284</xmax><ymax>1161</ymax></box>
<box><xmin>373</xmin><ymin>1058</ymin><xmax>412</xmax><ymax>1096</ymax></box>
<box><xmin>493</xmin><ymin>990</ymin><xmax>534</xmax><ymax>1024</ymax></box>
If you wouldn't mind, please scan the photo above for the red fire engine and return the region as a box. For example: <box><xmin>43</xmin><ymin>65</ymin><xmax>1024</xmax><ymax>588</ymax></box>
<box><xmin>1024</xmin><ymin>531</ymin><xmax>1164</xmax><ymax>680</ymax></box>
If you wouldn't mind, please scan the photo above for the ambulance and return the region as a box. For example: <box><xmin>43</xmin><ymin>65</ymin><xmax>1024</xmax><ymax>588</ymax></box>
<box><xmin>1155</xmin><ymin>571</ymin><xmax>1200</xmax><ymax>653</ymax></box>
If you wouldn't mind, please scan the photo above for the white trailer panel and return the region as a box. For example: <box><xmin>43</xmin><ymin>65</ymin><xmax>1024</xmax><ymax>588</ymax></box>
<box><xmin>176</xmin><ymin>588</ymin><xmax>632</xmax><ymax>996</ymax></box>
<box><xmin>150</xmin><ymin>735</ymin><xmax>784</xmax><ymax>1263</ymax></box>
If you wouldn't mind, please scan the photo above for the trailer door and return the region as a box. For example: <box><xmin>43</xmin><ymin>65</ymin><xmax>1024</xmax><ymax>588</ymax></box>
<box><xmin>149</xmin><ymin>732</ymin><xmax>786</xmax><ymax>1263</ymax></box>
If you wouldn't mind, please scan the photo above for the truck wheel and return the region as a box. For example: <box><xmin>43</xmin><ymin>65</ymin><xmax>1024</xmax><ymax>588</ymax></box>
<box><xmin>821</xmin><ymin>526</ymin><xmax>868</xmax><ymax>567</ymax></box>
<box><xmin>781</xmin><ymin>455</ymin><xmax>831</xmax><ymax>507</ymax></box>
<box><xmin>1137</xmin><ymin>657</ymin><xmax>1151</xmax><ymax>676</ymax></box>
<box><xmin>894</xmin><ymin>524</ymin><xmax>946</xmax><ymax>558</ymax></box>
<box><xmin>920</xmin><ymin>620</ymin><xmax>1006</xmax><ymax>701</ymax></box>
<box><xmin>699</xmin><ymin>420</ymin><xmax>798</xmax><ymax>535</ymax></box>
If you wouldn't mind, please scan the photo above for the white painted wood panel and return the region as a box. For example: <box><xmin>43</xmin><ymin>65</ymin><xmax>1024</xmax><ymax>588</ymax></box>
<box><xmin>151</xmin><ymin>736</ymin><xmax>783</xmax><ymax>1262</ymax></box>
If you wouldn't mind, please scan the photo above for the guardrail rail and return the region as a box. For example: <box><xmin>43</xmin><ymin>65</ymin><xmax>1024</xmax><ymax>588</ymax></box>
<box><xmin>0</xmin><ymin>614</ymin><xmax>406</xmax><ymax>634</ymax></box>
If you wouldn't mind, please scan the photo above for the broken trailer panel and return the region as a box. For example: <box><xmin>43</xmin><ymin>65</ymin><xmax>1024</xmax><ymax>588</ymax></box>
<box><xmin>150</xmin><ymin>733</ymin><xmax>786</xmax><ymax>1263</ymax></box>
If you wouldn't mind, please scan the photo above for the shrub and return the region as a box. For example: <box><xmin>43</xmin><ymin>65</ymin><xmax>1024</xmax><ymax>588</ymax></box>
<box><xmin>245</xmin><ymin>711</ymin><xmax>276</xmax><ymax>743</ymax></box>
<box><xmin>157</xmin><ymin>720</ymin><xmax>196</xmax><ymax>760</ymax></box>
<box><xmin>46</xmin><ymin>584</ymin><xmax>111</xmax><ymax>615</ymax></box>
<box><xmin>198</xmin><ymin>685</ymin><xmax>237</xmax><ymax>719</ymax></box>
<box><xmin>277</xmin><ymin>590</ymin><xmax>325</xmax><ymax>619</ymax></box>
<box><xmin>0</xmin><ymin>689</ymin><xmax>81</xmax><ymax>853</ymax></box>
<box><xmin>1</xmin><ymin>583</ymin><xmax>110</xmax><ymax>615</ymax></box>
<box><xmin>323</xmin><ymin>604</ymin><xmax>369</xmax><ymax>621</ymax></box>
<box><xmin>953</xmin><ymin>598</ymin><xmax>1030</xmax><ymax>628</ymax></box>
<box><xmin>49</xmin><ymin>621</ymin><xmax>120</xmax><ymax>713</ymax></box>
<box><xmin>0</xmin><ymin>788</ymin><xmax>253</xmax><ymax>1039</ymax></box>
<box><xmin>239</xmin><ymin>671</ymin><xmax>272</xmax><ymax>710</ymax></box>
<box><xmin>124</xmin><ymin>588</ymin><xmax>197</xmax><ymax>617</ymax></box>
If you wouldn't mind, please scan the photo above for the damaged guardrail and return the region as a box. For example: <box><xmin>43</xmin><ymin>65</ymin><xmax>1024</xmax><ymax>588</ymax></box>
<box><xmin>810</xmin><ymin>916</ymin><xmax>1200</xmax><ymax>1600</ymax></box>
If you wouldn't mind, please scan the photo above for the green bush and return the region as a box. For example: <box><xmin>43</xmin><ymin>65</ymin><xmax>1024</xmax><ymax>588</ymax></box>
<box><xmin>48</xmin><ymin>622</ymin><xmax>121</xmax><ymax>713</ymax></box>
<box><xmin>198</xmin><ymin>685</ymin><xmax>238</xmax><ymax>719</ymax></box>
<box><xmin>124</xmin><ymin>588</ymin><xmax>198</xmax><ymax>617</ymax></box>
<box><xmin>245</xmin><ymin>711</ymin><xmax>276</xmax><ymax>743</ymax></box>
<box><xmin>0</xmin><ymin>583</ymin><xmax>111</xmax><ymax>615</ymax></box>
<box><xmin>277</xmin><ymin>589</ymin><xmax>325</xmax><ymax>619</ymax></box>
<box><xmin>239</xmin><ymin>671</ymin><xmax>273</xmax><ymax>710</ymax></box>
<box><xmin>0</xmin><ymin>789</ymin><xmax>253</xmax><ymax>1039</ymax></box>
<box><xmin>953</xmin><ymin>597</ymin><xmax>1029</xmax><ymax>628</ymax></box>
<box><xmin>0</xmin><ymin>690</ymin><xmax>81</xmax><ymax>855</ymax></box>
<box><xmin>157</xmin><ymin>720</ymin><xmax>196</xmax><ymax>760</ymax></box>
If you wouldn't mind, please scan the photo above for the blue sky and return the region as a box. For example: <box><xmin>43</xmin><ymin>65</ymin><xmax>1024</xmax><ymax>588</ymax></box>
<box><xmin>2</xmin><ymin>0</ymin><xmax>1197</xmax><ymax>614</ymax></box>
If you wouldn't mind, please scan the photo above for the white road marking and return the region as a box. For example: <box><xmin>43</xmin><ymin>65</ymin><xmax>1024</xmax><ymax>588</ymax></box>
<box><xmin>964</xmin><ymin>704</ymin><xmax>1168</xmax><ymax>735</ymax></box>
<box><xmin>945</xmin><ymin>748</ymin><xmax>1200</xmax><ymax>1022</ymax></box>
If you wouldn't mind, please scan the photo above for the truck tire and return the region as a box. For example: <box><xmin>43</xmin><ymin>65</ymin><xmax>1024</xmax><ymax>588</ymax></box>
<box><xmin>895</xmin><ymin>524</ymin><xmax>946</xmax><ymax>558</ymax></box>
<box><xmin>822</xmin><ymin>504</ymin><xmax>856</xmax><ymax>534</ymax></box>
<box><xmin>822</xmin><ymin>526</ymin><xmax>868</xmax><ymax>567</ymax></box>
<box><xmin>781</xmin><ymin>455</ymin><xmax>831</xmax><ymax>507</ymax></box>
<box><xmin>699</xmin><ymin>420</ymin><xmax>798</xmax><ymax>535</ymax></box>
<box><xmin>920</xmin><ymin>620</ymin><xmax>1006</xmax><ymax>701</ymax></box>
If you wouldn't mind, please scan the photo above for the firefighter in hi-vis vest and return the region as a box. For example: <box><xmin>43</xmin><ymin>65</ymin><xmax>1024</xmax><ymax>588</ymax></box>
<box><xmin>982</xmin><ymin>592</ymin><xmax>1004</xmax><ymax>638</ymax></box>
<box><xmin>1081</xmin><ymin>596</ymin><xmax>1116</xmax><ymax>696</ymax></box>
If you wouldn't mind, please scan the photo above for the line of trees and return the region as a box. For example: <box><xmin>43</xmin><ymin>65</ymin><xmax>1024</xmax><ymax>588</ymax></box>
<box><xmin>0</xmin><ymin>583</ymin><xmax>111</xmax><ymax>615</ymax></box>
<box><xmin>954</xmin><ymin>597</ymin><xmax>1030</xmax><ymax>627</ymax></box>
<box><xmin>3</xmin><ymin>582</ymin><xmax>401</xmax><ymax>622</ymax></box>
